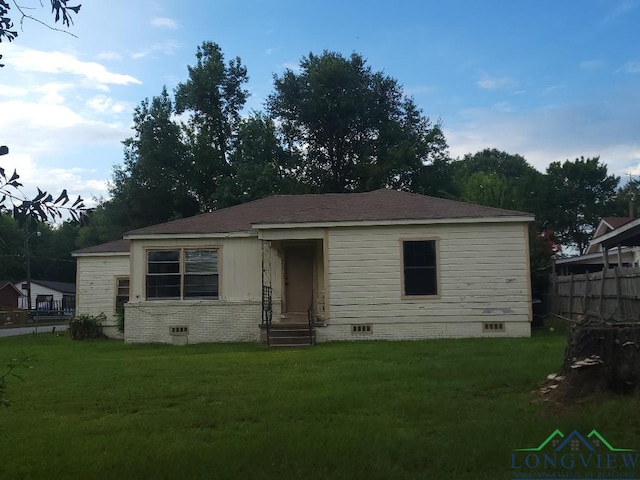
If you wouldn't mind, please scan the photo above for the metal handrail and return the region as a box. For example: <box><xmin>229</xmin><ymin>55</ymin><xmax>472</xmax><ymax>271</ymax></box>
<box><xmin>307</xmin><ymin>295</ymin><xmax>314</xmax><ymax>345</ymax></box>
<box><xmin>262</xmin><ymin>286</ymin><xmax>272</xmax><ymax>346</ymax></box>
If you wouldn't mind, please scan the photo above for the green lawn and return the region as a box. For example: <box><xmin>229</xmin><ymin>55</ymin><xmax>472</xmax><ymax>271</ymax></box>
<box><xmin>1</xmin><ymin>326</ymin><xmax>639</xmax><ymax>479</ymax></box>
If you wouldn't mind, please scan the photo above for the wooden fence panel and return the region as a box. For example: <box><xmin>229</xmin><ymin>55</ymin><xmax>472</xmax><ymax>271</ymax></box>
<box><xmin>553</xmin><ymin>267</ymin><xmax>640</xmax><ymax>323</ymax></box>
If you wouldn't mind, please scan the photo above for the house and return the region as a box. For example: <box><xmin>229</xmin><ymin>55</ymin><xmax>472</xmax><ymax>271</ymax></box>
<box><xmin>71</xmin><ymin>239</ymin><xmax>130</xmax><ymax>337</ymax></box>
<box><xmin>14</xmin><ymin>279</ymin><xmax>76</xmax><ymax>314</ymax></box>
<box><xmin>0</xmin><ymin>281</ymin><xmax>23</xmax><ymax>310</ymax></box>
<box><xmin>554</xmin><ymin>217</ymin><xmax>640</xmax><ymax>275</ymax></box>
<box><xmin>82</xmin><ymin>188</ymin><xmax>534</xmax><ymax>344</ymax></box>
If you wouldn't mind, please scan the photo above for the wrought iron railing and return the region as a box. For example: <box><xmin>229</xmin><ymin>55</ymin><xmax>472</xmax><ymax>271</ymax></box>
<box><xmin>262</xmin><ymin>285</ymin><xmax>273</xmax><ymax>346</ymax></box>
<box><xmin>307</xmin><ymin>295</ymin><xmax>314</xmax><ymax>345</ymax></box>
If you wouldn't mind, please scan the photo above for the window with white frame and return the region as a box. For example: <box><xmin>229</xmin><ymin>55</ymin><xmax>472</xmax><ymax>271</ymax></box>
<box><xmin>402</xmin><ymin>240</ymin><xmax>438</xmax><ymax>296</ymax></box>
<box><xmin>146</xmin><ymin>249</ymin><xmax>219</xmax><ymax>300</ymax></box>
<box><xmin>115</xmin><ymin>276</ymin><xmax>130</xmax><ymax>312</ymax></box>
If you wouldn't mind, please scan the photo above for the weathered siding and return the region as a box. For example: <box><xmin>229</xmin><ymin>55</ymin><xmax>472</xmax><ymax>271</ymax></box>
<box><xmin>129</xmin><ymin>236</ymin><xmax>262</xmax><ymax>302</ymax></box>
<box><xmin>324</xmin><ymin>223</ymin><xmax>531</xmax><ymax>339</ymax></box>
<box><xmin>75</xmin><ymin>254</ymin><xmax>129</xmax><ymax>337</ymax></box>
<box><xmin>126</xmin><ymin>236</ymin><xmax>263</xmax><ymax>343</ymax></box>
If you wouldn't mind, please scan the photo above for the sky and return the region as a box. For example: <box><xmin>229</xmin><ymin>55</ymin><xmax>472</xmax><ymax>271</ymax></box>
<box><xmin>1</xmin><ymin>0</ymin><xmax>639</xmax><ymax>208</ymax></box>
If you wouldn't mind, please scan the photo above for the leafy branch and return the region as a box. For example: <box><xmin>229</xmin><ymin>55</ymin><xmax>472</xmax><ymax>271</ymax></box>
<box><xmin>0</xmin><ymin>0</ymin><xmax>81</xmax><ymax>43</ymax></box>
<box><xmin>0</xmin><ymin>149</ymin><xmax>90</xmax><ymax>222</ymax></box>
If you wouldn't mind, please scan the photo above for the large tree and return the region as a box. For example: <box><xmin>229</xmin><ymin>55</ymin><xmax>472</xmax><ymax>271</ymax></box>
<box><xmin>174</xmin><ymin>41</ymin><xmax>249</xmax><ymax>209</ymax></box>
<box><xmin>108</xmin><ymin>87</ymin><xmax>199</xmax><ymax>231</ymax></box>
<box><xmin>543</xmin><ymin>156</ymin><xmax>619</xmax><ymax>254</ymax></box>
<box><xmin>451</xmin><ymin>149</ymin><xmax>545</xmax><ymax>215</ymax></box>
<box><xmin>216</xmin><ymin>112</ymin><xmax>299</xmax><ymax>206</ymax></box>
<box><xmin>267</xmin><ymin>50</ymin><xmax>448</xmax><ymax>193</ymax></box>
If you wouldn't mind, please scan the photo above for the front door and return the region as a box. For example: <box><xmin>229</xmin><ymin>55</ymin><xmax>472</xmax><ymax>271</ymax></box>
<box><xmin>285</xmin><ymin>245</ymin><xmax>314</xmax><ymax>316</ymax></box>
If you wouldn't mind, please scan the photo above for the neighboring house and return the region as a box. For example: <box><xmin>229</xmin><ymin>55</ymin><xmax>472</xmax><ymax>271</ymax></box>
<box><xmin>0</xmin><ymin>281</ymin><xmax>22</xmax><ymax>310</ymax></box>
<box><xmin>72</xmin><ymin>239</ymin><xmax>130</xmax><ymax>338</ymax></box>
<box><xmin>90</xmin><ymin>188</ymin><xmax>534</xmax><ymax>344</ymax></box>
<box><xmin>555</xmin><ymin>217</ymin><xmax>640</xmax><ymax>275</ymax></box>
<box><xmin>15</xmin><ymin>279</ymin><xmax>76</xmax><ymax>314</ymax></box>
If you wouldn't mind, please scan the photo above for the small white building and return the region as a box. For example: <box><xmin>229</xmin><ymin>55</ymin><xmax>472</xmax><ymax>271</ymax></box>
<box><xmin>14</xmin><ymin>279</ymin><xmax>76</xmax><ymax>314</ymax></box>
<box><xmin>73</xmin><ymin>189</ymin><xmax>534</xmax><ymax>344</ymax></box>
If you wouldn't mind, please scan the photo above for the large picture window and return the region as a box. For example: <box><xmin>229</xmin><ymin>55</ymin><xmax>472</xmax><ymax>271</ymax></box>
<box><xmin>146</xmin><ymin>249</ymin><xmax>219</xmax><ymax>300</ymax></box>
<box><xmin>402</xmin><ymin>240</ymin><xmax>438</xmax><ymax>296</ymax></box>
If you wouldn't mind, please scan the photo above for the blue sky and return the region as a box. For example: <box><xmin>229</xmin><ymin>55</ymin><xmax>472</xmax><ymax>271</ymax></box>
<box><xmin>1</xmin><ymin>0</ymin><xmax>639</xmax><ymax>207</ymax></box>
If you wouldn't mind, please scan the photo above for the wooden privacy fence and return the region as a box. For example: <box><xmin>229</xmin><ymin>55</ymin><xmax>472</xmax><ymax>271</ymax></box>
<box><xmin>554</xmin><ymin>267</ymin><xmax>640</xmax><ymax>323</ymax></box>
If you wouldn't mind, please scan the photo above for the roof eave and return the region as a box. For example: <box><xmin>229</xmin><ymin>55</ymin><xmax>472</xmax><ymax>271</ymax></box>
<box><xmin>252</xmin><ymin>215</ymin><xmax>534</xmax><ymax>230</ymax></box>
<box><xmin>124</xmin><ymin>231</ymin><xmax>257</xmax><ymax>240</ymax></box>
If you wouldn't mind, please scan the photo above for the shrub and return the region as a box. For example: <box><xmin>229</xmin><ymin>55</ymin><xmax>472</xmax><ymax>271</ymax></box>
<box><xmin>67</xmin><ymin>313</ymin><xmax>107</xmax><ymax>340</ymax></box>
<box><xmin>116</xmin><ymin>305</ymin><xmax>125</xmax><ymax>334</ymax></box>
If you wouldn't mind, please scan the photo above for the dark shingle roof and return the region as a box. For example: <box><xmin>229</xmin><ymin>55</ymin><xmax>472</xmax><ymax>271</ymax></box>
<box><xmin>13</xmin><ymin>280</ymin><xmax>76</xmax><ymax>294</ymax></box>
<box><xmin>124</xmin><ymin>189</ymin><xmax>532</xmax><ymax>237</ymax></box>
<box><xmin>602</xmin><ymin>217</ymin><xmax>633</xmax><ymax>231</ymax></box>
<box><xmin>72</xmin><ymin>239</ymin><xmax>130</xmax><ymax>256</ymax></box>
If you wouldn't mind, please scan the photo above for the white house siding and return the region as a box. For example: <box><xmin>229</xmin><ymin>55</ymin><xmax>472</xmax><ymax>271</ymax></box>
<box><xmin>75</xmin><ymin>254</ymin><xmax>130</xmax><ymax>338</ymax></box>
<box><xmin>322</xmin><ymin>222</ymin><xmax>531</xmax><ymax>340</ymax></box>
<box><xmin>126</xmin><ymin>236</ymin><xmax>263</xmax><ymax>343</ymax></box>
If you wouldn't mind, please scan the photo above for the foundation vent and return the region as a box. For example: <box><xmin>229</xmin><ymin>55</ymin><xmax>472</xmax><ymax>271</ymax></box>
<box><xmin>351</xmin><ymin>324</ymin><xmax>372</xmax><ymax>334</ymax></box>
<box><xmin>482</xmin><ymin>322</ymin><xmax>505</xmax><ymax>333</ymax></box>
<box><xmin>170</xmin><ymin>325</ymin><xmax>189</xmax><ymax>336</ymax></box>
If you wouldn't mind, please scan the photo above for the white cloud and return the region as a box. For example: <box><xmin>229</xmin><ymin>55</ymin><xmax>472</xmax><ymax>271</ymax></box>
<box><xmin>131</xmin><ymin>41</ymin><xmax>180</xmax><ymax>60</ymax></box>
<box><xmin>86</xmin><ymin>95</ymin><xmax>130</xmax><ymax>114</ymax></box>
<box><xmin>602</xmin><ymin>0</ymin><xmax>639</xmax><ymax>25</ymax></box>
<box><xmin>7</xmin><ymin>45</ymin><xmax>141</xmax><ymax>87</ymax></box>
<box><xmin>445</xmin><ymin>99</ymin><xmax>640</xmax><ymax>176</ymax></box>
<box><xmin>96</xmin><ymin>51</ymin><xmax>123</xmax><ymax>61</ymax></box>
<box><xmin>580</xmin><ymin>60</ymin><xmax>604</xmax><ymax>71</ymax></box>
<box><xmin>0</xmin><ymin>83</ymin><xmax>29</xmax><ymax>97</ymax></box>
<box><xmin>622</xmin><ymin>61</ymin><xmax>640</xmax><ymax>73</ymax></box>
<box><xmin>476</xmin><ymin>74</ymin><xmax>513</xmax><ymax>90</ymax></box>
<box><xmin>151</xmin><ymin>17</ymin><xmax>179</xmax><ymax>29</ymax></box>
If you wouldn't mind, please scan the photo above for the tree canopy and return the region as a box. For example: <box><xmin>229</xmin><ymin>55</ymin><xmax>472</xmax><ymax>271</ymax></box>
<box><xmin>267</xmin><ymin>51</ymin><xmax>448</xmax><ymax>193</ymax></box>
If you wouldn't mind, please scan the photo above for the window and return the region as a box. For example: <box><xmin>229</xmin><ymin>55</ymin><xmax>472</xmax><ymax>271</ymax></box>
<box><xmin>146</xmin><ymin>249</ymin><xmax>219</xmax><ymax>300</ymax></box>
<box><xmin>115</xmin><ymin>277</ymin><xmax>130</xmax><ymax>312</ymax></box>
<box><xmin>402</xmin><ymin>240</ymin><xmax>438</xmax><ymax>296</ymax></box>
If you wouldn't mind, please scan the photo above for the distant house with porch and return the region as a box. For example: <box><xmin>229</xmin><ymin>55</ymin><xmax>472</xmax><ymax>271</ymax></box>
<box><xmin>14</xmin><ymin>279</ymin><xmax>76</xmax><ymax>314</ymax></box>
<box><xmin>554</xmin><ymin>217</ymin><xmax>640</xmax><ymax>275</ymax></box>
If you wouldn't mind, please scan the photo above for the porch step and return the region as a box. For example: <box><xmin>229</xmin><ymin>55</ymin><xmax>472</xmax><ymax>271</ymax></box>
<box><xmin>260</xmin><ymin>323</ymin><xmax>315</xmax><ymax>347</ymax></box>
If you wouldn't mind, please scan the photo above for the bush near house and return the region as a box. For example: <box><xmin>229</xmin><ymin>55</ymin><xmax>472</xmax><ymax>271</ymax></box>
<box><xmin>67</xmin><ymin>313</ymin><xmax>106</xmax><ymax>340</ymax></box>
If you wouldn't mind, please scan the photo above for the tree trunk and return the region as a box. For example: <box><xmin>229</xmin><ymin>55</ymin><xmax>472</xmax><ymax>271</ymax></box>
<box><xmin>549</xmin><ymin>325</ymin><xmax>640</xmax><ymax>400</ymax></box>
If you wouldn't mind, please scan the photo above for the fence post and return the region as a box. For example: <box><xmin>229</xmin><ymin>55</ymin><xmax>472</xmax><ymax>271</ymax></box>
<box><xmin>583</xmin><ymin>272</ymin><xmax>589</xmax><ymax>316</ymax></box>
<box><xmin>615</xmin><ymin>267</ymin><xmax>624</xmax><ymax>322</ymax></box>
<box><xmin>599</xmin><ymin>268</ymin><xmax>607</xmax><ymax>319</ymax></box>
<box><xmin>568</xmin><ymin>274</ymin><xmax>574</xmax><ymax>319</ymax></box>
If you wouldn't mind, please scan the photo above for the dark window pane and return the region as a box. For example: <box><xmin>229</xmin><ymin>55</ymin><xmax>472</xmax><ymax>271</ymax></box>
<box><xmin>185</xmin><ymin>250</ymin><xmax>217</xmax><ymax>274</ymax></box>
<box><xmin>148</xmin><ymin>250</ymin><xmax>180</xmax><ymax>274</ymax></box>
<box><xmin>403</xmin><ymin>240</ymin><xmax>437</xmax><ymax>296</ymax></box>
<box><xmin>146</xmin><ymin>274</ymin><xmax>181</xmax><ymax>299</ymax></box>
<box><xmin>184</xmin><ymin>275</ymin><xmax>219</xmax><ymax>298</ymax></box>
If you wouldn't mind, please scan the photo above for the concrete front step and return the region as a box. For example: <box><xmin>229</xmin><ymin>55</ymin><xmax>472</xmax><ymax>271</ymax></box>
<box><xmin>260</xmin><ymin>323</ymin><xmax>315</xmax><ymax>347</ymax></box>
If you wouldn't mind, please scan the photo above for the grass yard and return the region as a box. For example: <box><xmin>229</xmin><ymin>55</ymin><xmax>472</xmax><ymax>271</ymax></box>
<box><xmin>1</xmin><ymin>323</ymin><xmax>639</xmax><ymax>479</ymax></box>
